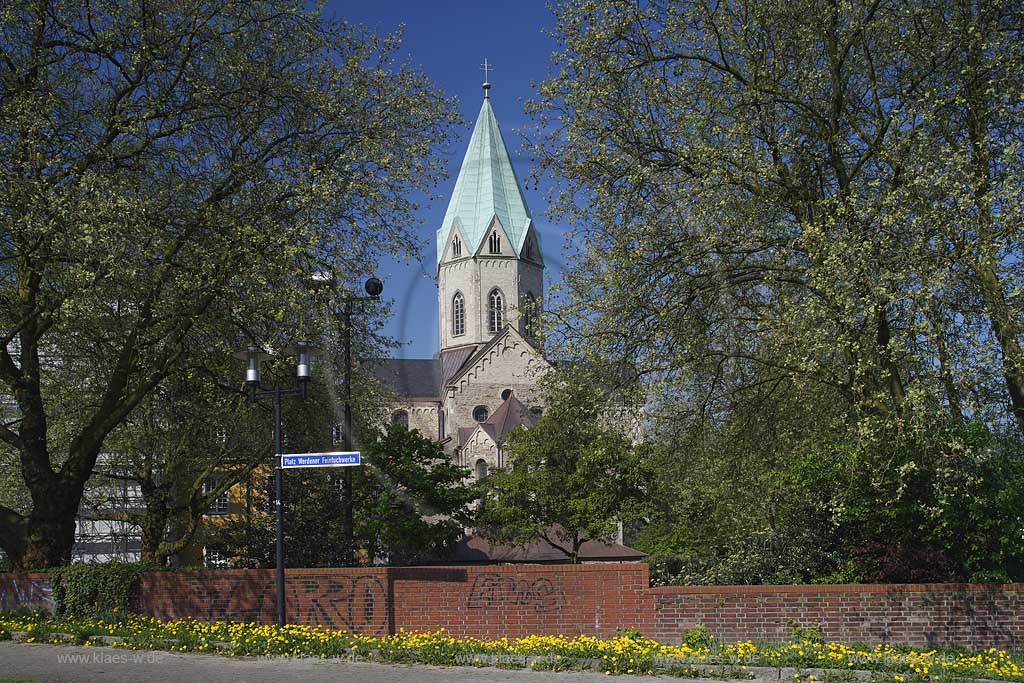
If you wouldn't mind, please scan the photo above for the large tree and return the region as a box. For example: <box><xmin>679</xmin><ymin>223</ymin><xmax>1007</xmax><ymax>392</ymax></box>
<box><xmin>0</xmin><ymin>0</ymin><xmax>457</xmax><ymax>568</ymax></box>
<box><xmin>531</xmin><ymin>0</ymin><xmax>1023</xmax><ymax>429</ymax></box>
<box><xmin>529</xmin><ymin>0</ymin><xmax>1024</xmax><ymax>581</ymax></box>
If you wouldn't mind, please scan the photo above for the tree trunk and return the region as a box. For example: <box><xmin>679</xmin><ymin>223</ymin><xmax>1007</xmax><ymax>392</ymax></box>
<box><xmin>139</xmin><ymin>500</ymin><xmax>170</xmax><ymax>566</ymax></box>
<box><xmin>961</xmin><ymin>1</ymin><xmax>1024</xmax><ymax>430</ymax></box>
<box><xmin>975</xmin><ymin>263</ymin><xmax>1024</xmax><ymax>429</ymax></box>
<box><xmin>19</xmin><ymin>479</ymin><xmax>84</xmax><ymax>569</ymax></box>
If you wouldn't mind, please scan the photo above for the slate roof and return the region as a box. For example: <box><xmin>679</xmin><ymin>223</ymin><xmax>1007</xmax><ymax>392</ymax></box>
<box><xmin>440</xmin><ymin>346</ymin><xmax>477</xmax><ymax>386</ymax></box>
<box><xmin>369</xmin><ymin>358</ymin><xmax>441</xmax><ymax>398</ymax></box>
<box><xmin>482</xmin><ymin>393</ymin><xmax>536</xmax><ymax>442</ymax></box>
<box><xmin>456</xmin><ymin>392</ymin><xmax>538</xmax><ymax>449</ymax></box>
<box><xmin>436</xmin><ymin>96</ymin><xmax>533</xmax><ymax>265</ymax></box>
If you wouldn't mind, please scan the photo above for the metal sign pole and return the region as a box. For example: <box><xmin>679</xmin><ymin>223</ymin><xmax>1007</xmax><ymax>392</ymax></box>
<box><xmin>274</xmin><ymin>385</ymin><xmax>285</xmax><ymax>629</ymax></box>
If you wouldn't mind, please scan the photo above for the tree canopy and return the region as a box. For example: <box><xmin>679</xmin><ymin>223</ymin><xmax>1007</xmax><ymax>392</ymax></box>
<box><xmin>533</xmin><ymin>0</ymin><xmax>1023</xmax><ymax>428</ymax></box>
<box><xmin>531</xmin><ymin>0</ymin><xmax>1024</xmax><ymax>581</ymax></box>
<box><xmin>477</xmin><ymin>370</ymin><xmax>649</xmax><ymax>563</ymax></box>
<box><xmin>0</xmin><ymin>0</ymin><xmax>458</xmax><ymax>568</ymax></box>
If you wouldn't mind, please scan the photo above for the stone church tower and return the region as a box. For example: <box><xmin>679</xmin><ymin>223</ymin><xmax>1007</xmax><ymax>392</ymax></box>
<box><xmin>436</xmin><ymin>86</ymin><xmax>544</xmax><ymax>355</ymax></box>
<box><xmin>372</xmin><ymin>83</ymin><xmax>552</xmax><ymax>475</ymax></box>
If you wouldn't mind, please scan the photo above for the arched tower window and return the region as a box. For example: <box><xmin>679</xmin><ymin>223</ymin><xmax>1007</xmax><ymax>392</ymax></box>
<box><xmin>452</xmin><ymin>235</ymin><xmax>462</xmax><ymax>257</ymax></box>
<box><xmin>452</xmin><ymin>291</ymin><xmax>466</xmax><ymax>336</ymax></box>
<box><xmin>488</xmin><ymin>231</ymin><xmax>501</xmax><ymax>254</ymax></box>
<box><xmin>475</xmin><ymin>459</ymin><xmax>488</xmax><ymax>481</ymax></box>
<box><xmin>523</xmin><ymin>292</ymin><xmax>537</xmax><ymax>337</ymax></box>
<box><xmin>391</xmin><ymin>410</ymin><xmax>409</xmax><ymax>429</ymax></box>
<box><xmin>488</xmin><ymin>289</ymin><xmax>504</xmax><ymax>333</ymax></box>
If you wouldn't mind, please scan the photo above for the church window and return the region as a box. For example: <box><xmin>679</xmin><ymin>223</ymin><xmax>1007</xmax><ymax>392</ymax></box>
<box><xmin>488</xmin><ymin>289</ymin><xmax>504</xmax><ymax>333</ymax></box>
<box><xmin>524</xmin><ymin>239</ymin><xmax>533</xmax><ymax>259</ymax></box>
<box><xmin>523</xmin><ymin>292</ymin><xmax>537</xmax><ymax>337</ymax></box>
<box><xmin>473</xmin><ymin>405</ymin><xmax>489</xmax><ymax>423</ymax></box>
<box><xmin>489</xmin><ymin>231</ymin><xmax>501</xmax><ymax>254</ymax></box>
<box><xmin>452</xmin><ymin>236</ymin><xmax>462</xmax><ymax>257</ymax></box>
<box><xmin>391</xmin><ymin>410</ymin><xmax>409</xmax><ymax>429</ymax></box>
<box><xmin>475</xmin><ymin>459</ymin><xmax>488</xmax><ymax>481</ymax></box>
<box><xmin>452</xmin><ymin>292</ymin><xmax>466</xmax><ymax>336</ymax></box>
<box><xmin>501</xmin><ymin>388</ymin><xmax>513</xmax><ymax>401</ymax></box>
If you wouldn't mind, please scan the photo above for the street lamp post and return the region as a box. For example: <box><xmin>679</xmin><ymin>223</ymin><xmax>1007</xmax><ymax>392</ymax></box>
<box><xmin>235</xmin><ymin>342</ymin><xmax>315</xmax><ymax>628</ymax></box>
<box><xmin>319</xmin><ymin>275</ymin><xmax>383</xmax><ymax>566</ymax></box>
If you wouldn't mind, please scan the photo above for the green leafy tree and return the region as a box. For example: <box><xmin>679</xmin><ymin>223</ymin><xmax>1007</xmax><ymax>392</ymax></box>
<box><xmin>795</xmin><ymin>418</ymin><xmax>1024</xmax><ymax>583</ymax></box>
<box><xmin>477</xmin><ymin>370</ymin><xmax>649</xmax><ymax>563</ymax></box>
<box><xmin>637</xmin><ymin>375</ymin><xmax>848</xmax><ymax>585</ymax></box>
<box><xmin>353</xmin><ymin>425</ymin><xmax>477</xmax><ymax>565</ymax></box>
<box><xmin>527</xmin><ymin>0</ymin><xmax>1024</xmax><ymax>582</ymax></box>
<box><xmin>86</xmin><ymin>364</ymin><xmax>269</xmax><ymax>566</ymax></box>
<box><xmin>0</xmin><ymin>0</ymin><xmax>457</xmax><ymax>568</ymax></box>
<box><xmin>211</xmin><ymin>424</ymin><xmax>476</xmax><ymax>567</ymax></box>
<box><xmin>530</xmin><ymin>0</ymin><xmax>1023</xmax><ymax>427</ymax></box>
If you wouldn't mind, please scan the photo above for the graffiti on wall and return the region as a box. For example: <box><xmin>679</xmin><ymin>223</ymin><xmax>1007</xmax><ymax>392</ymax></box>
<box><xmin>145</xmin><ymin>574</ymin><xmax>389</xmax><ymax>634</ymax></box>
<box><xmin>466</xmin><ymin>574</ymin><xmax>566</xmax><ymax>612</ymax></box>
<box><xmin>295</xmin><ymin>576</ymin><xmax>386</xmax><ymax>634</ymax></box>
<box><xmin>0</xmin><ymin>576</ymin><xmax>53</xmax><ymax>612</ymax></box>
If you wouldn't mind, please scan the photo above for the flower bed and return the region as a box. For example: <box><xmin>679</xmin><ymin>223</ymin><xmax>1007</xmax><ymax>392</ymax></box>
<box><xmin>1</xmin><ymin>612</ymin><xmax>1021</xmax><ymax>679</ymax></box>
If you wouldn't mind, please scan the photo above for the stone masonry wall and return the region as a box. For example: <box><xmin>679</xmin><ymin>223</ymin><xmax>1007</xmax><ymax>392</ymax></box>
<box><xmin>2</xmin><ymin>566</ymin><xmax>1022</xmax><ymax>648</ymax></box>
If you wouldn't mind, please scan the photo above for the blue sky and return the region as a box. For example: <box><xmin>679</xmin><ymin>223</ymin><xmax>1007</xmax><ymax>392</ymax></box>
<box><xmin>323</xmin><ymin>1</ymin><xmax>566</xmax><ymax>359</ymax></box>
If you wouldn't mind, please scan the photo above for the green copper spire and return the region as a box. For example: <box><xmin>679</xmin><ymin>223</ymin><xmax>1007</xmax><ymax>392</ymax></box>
<box><xmin>436</xmin><ymin>93</ymin><xmax>532</xmax><ymax>265</ymax></box>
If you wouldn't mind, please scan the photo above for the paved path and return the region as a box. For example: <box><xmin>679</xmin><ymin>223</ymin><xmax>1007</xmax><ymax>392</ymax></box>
<box><xmin>0</xmin><ymin>642</ymin><xmax>670</xmax><ymax>683</ymax></box>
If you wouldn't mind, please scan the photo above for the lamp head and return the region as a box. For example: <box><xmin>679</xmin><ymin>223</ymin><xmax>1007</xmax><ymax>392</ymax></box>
<box><xmin>364</xmin><ymin>277</ymin><xmax>383</xmax><ymax>298</ymax></box>
<box><xmin>282</xmin><ymin>341</ymin><xmax>319</xmax><ymax>398</ymax></box>
<box><xmin>234</xmin><ymin>346</ymin><xmax>271</xmax><ymax>401</ymax></box>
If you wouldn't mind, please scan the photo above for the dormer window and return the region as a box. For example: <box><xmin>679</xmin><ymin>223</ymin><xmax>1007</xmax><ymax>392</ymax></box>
<box><xmin>488</xmin><ymin>232</ymin><xmax>501</xmax><ymax>254</ymax></box>
<box><xmin>452</xmin><ymin>236</ymin><xmax>462</xmax><ymax>258</ymax></box>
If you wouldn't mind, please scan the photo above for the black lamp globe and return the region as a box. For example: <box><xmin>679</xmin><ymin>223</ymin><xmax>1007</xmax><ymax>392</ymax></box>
<box><xmin>364</xmin><ymin>277</ymin><xmax>383</xmax><ymax>298</ymax></box>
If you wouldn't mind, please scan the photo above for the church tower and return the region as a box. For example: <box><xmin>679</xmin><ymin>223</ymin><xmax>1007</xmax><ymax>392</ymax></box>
<box><xmin>436</xmin><ymin>83</ymin><xmax>544</xmax><ymax>362</ymax></box>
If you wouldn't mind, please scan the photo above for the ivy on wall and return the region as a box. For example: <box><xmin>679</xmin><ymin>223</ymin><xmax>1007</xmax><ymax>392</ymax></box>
<box><xmin>49</xmin><ymin>560</ymin><xmax>156</xmax><ymax>617</ymax></box>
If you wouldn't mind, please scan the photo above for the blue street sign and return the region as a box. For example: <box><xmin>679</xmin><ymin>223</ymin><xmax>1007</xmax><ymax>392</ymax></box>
<box><xmin>279</xmin><ymin>451</ymin><xmax>361</xmax><ymax>468</ymax></box>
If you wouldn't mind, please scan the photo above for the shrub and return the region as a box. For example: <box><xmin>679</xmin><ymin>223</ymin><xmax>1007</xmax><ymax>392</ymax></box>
<box><xmin>49</xmin><ymin>560</ymin><xmax>156</xmax><ymax>618</ymax></box>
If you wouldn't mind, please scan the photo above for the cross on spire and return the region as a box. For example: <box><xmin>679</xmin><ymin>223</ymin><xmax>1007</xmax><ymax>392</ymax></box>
<box><xmin>481</xmin><ymin>58</ymin><xmax>492</xmax><ymax>98</ymax></box>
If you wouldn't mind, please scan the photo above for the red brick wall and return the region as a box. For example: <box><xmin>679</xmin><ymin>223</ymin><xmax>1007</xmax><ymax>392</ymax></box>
<box><xmin>136</xmin><ymin>564</ymin><xmax>651</xmax><ymax>639</ymax></box>
<box><xmin>0</xmin><ymin>572</ymin><xmax>51</xmax><ymax>612</ymax></box>
<box><xmin>3</xmin><ymin>566</ymin><xmax>1023</xmax><ymax>648</ymax></box>
<box><xmin>650</xmin><ymin>583</ymin><xmax>1024</xmax><ymax>648</ymax></box>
